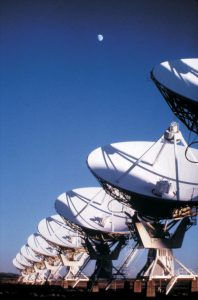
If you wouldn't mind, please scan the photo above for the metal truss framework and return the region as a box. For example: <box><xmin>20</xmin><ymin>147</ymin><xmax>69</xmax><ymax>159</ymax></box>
<box><xmin>151</xmin><ymin>72</ymin><xmax>198</xmax><ymax>134</ymax></box>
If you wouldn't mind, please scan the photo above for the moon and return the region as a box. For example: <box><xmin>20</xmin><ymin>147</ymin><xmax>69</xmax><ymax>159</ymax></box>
<box><xmin>97</xmin><ymin>34</ymin><xmax>103</xmax><ymax>42</ymax></box>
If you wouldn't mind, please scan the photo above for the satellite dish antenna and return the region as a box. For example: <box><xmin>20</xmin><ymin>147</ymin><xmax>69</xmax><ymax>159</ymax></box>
<box><xmin>21</xmin><ymin>244</ymin><xmax>43</xmax><ymax>263</ymax></box>
<box><xmin>16</xmin><ymin>252</ymin><xmax>33</xmax><ymax>268</ymax></box>
<box><xmin>55</xmin><ymin>187</ymin><xmax>134</xmax><ymax>238</ymax></box>
<box><xmin>38</xmin><ymin>214</ymin><xmax>83</xmax><ymax>249</ymax></box>
<box><xmin>27</xmin><ymin>233</ymin><xmax>63</xmax><ymax>283</ymax></box>
<box><xmin>13</xmin><ymin>258</ymin><xmax>25</xmax><ymax>270</ymax></box>
<box><xmin>87</xmin><ymin>123</ymin><xmax>198</xmax><ymax>219</ymax></box>
<box><xmin>27</xmin><ymin>233</ymin><xmax>59</xmax><ymax>257</ymax></box>
<box><xmin>13</xmin><ymin>256</ymin><xmax>36</xmax><ymax>283</ymax></box>
<box><xmin>55</xmin><ymin>187</ymin><xmax>134</xmax><ymax>285</ymax></box>
<box><xmin>38</xmin><ymin>214</ymin><xmax>89</xmax><ymax>283</ymax></box>
<box><xmin>87</xmin><ymin>124</ymin><xmax>198</xmax><ymax>292</ymax></box>
<box><xmin>151</xmin><ymin>58</ymin><xmax>198</xmax><ymax>133</ymax></box>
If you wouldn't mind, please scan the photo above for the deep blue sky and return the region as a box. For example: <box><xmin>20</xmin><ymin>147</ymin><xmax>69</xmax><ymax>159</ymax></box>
<box><xmin>1</xmin><ymin>0</ymin><xmax>198</xmax><ymax>273</ymax></box>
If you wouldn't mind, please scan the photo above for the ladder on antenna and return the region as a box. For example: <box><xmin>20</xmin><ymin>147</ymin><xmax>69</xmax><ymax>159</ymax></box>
<box><xmin>166</xmin><ymin>276</ymin><xmax>177</xmax><ymax>295</ymax></box>
<box><xmin>105</xmin><ymin>242</ymin><xmax>139</xmax><ymax>290</ymax></box>
<box><xmin>190</xmin><ymin>207</ymin><xmax>198</xmax><ymax>225</ymax></box>
<box><xmin>117</xmin><ymin>242</ymin><xmax>139</xmax><ymax>276</ymax></box>
<box><xmin>73</xmin><ymin>255</ymin><xmax>91</xmax><ymax>280</ymax></box>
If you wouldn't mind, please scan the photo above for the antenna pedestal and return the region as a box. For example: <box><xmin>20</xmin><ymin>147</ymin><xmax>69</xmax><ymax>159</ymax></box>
<box><xmin>21</xmin><ymin>269</ymin><xmax>37</xmax><ymax>284</ymax></box>
<box><xmin>137</xmin><ymin>248</ymin><xmax>174</xmax><ymax>279</ymax></box>
<box><xmin>60</xmin><ymin>252</ymin><xmax>89</xmax><ymax>286</ymax></box>
<box><xmin>44</xmin><ymin>257</ymin><xmax>63</xmax><ymax>282</ymax></box>
<box><xmin>133</xmin><ymin>216</ymin><xmax>197</xmax><ymax>294</ymax></box>
<box><xmin>137</xmin><ymin>248</ymin><xmax>197</xmax><ymax>295</ymax></box>
<box><xmin>133</xmin><ymin>216</ymin><xmax>192</xmax><ymax>249</ymax></box>
<box><xmin>85</xmin><ymin>236</ymin><xmax>126</xmax><ymax>290</ymax></box>
<box><xmin>33</xmin><ymin>262</ymin><xmax>50</xmax><ymax>284</ymax></box>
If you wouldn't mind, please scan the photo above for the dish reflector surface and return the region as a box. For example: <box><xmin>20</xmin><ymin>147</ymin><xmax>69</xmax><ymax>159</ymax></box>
<box><xmin>55</xmin><ymin>187</ymin><xmax>134</xmax><ymax>235</ymax></box>
<box><xmin>87</xmin><ymin>141</ymin><xmax>198</xmax><ymax>219</ymax></box>
<box><xmin>38</xmin><ymin>214</ymin><xmax>83</xmax><ymax>248</ymax></box>
<box><xmin>151</xmin><ymin>58</ymin><xmax>198</xmax><ymax>133</ymax></box>
<box><xmin>27</xmin><ymin>233</ymin><xmax>59</xmax><ymax>257</ymax></box>
<box><xmin>16</xmin><ymin>252</ymin><xmax>33</xmax><ymax>267</ymax></box>
<box><xmin>21</xmin><ymin>244</ymin><xmax>43</xmax><ymax>263</ymax></box>
<box><xmin>13</xmin><ymin>258</ymin><xmax>25</xmax><ymax>270</ymax></box>
<box><xmin>152</xmin><ymin>58</ymin><xmax>198</xmax><ymax>101</ymax></box>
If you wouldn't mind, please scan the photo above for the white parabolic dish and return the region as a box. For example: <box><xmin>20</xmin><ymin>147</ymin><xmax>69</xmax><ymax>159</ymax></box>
<box><xmin>55</xmin><ymin>187</ymin><xmax>134</xmax><ymax>236</ymax></box>
<box><xmin>151</xmin><ymin>58</ymin><xmax>198</xmax><ymax>102</ymax></box>
<box><xmin>38</xmin><ymin>214</ymin><xmax>83</xmax><ymax>249</ymax></box>
<box><xmin>16</xmin><ymin>252</ymin><xmax>33</xmax><ymax>267</ymax></box>
<box><xmin>13</xmin><ymin>258</ymin><xmax>25</xmax><ymax>270</ymax></box>
<box><xmin>21</xmin><ymin>244</ymin><xmax>43</xmax><ymax>263</ymax></box>
<box><xmin>27</xmin><ymin>233</ymin><xmax>59</xmax><ymax>257</ymax></box>
<box><xmin>87</xmin><ymin>141</ymin><xmax>198</xmax><ymax>219</ymax></box>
